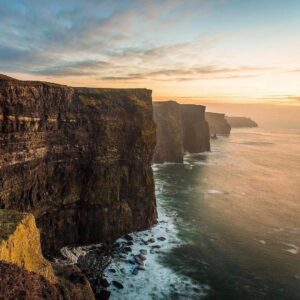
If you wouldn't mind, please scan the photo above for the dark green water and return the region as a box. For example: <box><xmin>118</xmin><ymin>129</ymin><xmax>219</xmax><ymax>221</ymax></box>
<box><xmin>154</xmin><ymin>128</ymin><xmax>300</xmax><ymax>300</ymax></box>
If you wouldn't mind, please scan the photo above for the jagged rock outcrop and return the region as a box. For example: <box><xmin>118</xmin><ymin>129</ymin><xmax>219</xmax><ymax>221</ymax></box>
<box><xmin>153</xmin><ymin>101</ymin><xmax>184</xmax><ymax>163</ymax></box>
<box><xmin>0</xmin><ymin>209</ymin><xmax>95</xmax><ymax>300</ymax></box>
<box><xmin>205</xmin><ymin>112</ymin><xmax>231</xmax><ymax>135</ymax></box>
<box><xmin>0</xmin><ymin>209</ymin><xmax>56</xmax><ymax>282</ymax></box>
<box><xmin>153</xmin><ymin>101</ymin><xmax>210</xmax><ymax>163</ymax></box>
<box><xmin>225</xmin><ymin>116</ymin><xmax>258</xmax><ymax>128</ymax></box>
<box><xmin>180</xmin><ymin>104</ymin><xmax>210</xmax><ymax>153</ymax></box>
<box><xmin>0</xmin><ymin>75</ymin><xmax>157</xmax><ymax>254</ymax></box>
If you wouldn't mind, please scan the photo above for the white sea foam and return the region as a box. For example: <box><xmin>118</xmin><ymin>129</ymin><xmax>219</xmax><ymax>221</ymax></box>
<box><xmin>104</xmin><ymin>203</ymin><xmax>209</xmax><ymax>300</ymax></box>
<box><xmin>207</xmin><ymin>189</ymin><xmax>224</xmax><ymax>195</ymax></box>
<box><xmin>282</xmin><ymin>243</ymin><xmax>299</xmax><ymax>255</ymax></box>
<box><xmin>59</xmin><ymin>243</ymin><xmax>103</xmax><ymax>264</ymax></box>
<box><xmin>58</xmin><ymin>202</ymin><xmax>209</xmax><ymax>299</ymax></box>
<box><xmin>260</xmin><ymin>240</ymin><xmax>266</xmax><ymax>245</ymax></box>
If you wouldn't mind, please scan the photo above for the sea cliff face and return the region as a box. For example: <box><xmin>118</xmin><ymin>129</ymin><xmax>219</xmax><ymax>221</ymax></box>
<box><xmin>153</xmin><ymin>101</ymin><xmax>210</xmax><ymax>163</ymax></box>
<box><xmin>180</xmin><ymin>104</ymin><xmax>210</xmax><ymax>153</ymax></box>
<box><xmin>0</xmin><ymin>75</ymin><xmax>157</xmax><ymax>254</ymax></box>
<box><xmin>205</xmin><ymin>112</ymin><xmax>231</xmax><ymax>135</ymax></box>
<box><xmin>153</xmin><ymin>101</ymin><xmax>184</xmax><ymax>163</ymax></box>
<box><xmin>225</xmin><ymin>116</ymin><xmax>258</xmax><ymax>128</ymax></box>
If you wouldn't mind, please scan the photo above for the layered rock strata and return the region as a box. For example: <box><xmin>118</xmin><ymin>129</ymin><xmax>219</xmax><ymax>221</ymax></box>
<box><xmin>225</xmin><ymin>116</ymin><xmax>258</xmax><ymax>128</ymax></box>
<box><xmin>153</xmin><ymin>101</ymin><xmax>210</xmax><ymax>163</ymax></box>
<box><xmin>0</xmin><ymin>74</ymin><xmax>157</xmax><ymax>254</ymax></box>
<box><xmin>205</xmin><ymin>112</ymin><xmax>231</xmax><ymax>135</ymax></box>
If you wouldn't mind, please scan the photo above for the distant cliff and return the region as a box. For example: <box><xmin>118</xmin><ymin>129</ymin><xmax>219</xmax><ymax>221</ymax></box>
<box><xmin>0</xmin><ymin>74</ymin><xmax>157</xmax><ymax>254</ymax></box>
<box><xmin>226</xmin><ymin>116</ymin><xmax>258</xmax><ymax>128</ymax></box>
<box><xmin>181</xmin><ymin>104</ymin><xmax>210</xmax><ymax>153</ymax></box>
<box><xmin>153</xmin><ymin>101</ymin><xmax>210</xmax><ymax>163</ymax></box>
<box><xmin>0</xmin><ymin>209</ymin><xmax>94</xmax><ymax>299</ymax></box>
<box><xmin>153</xmin><ymin>101</ymin><xmax>184</xmax><ymax>163</ymax></box>
<box><xmin>205</xmin><ymin>112</ymin><xmax>231</xmax><ymax>135</ymax></box>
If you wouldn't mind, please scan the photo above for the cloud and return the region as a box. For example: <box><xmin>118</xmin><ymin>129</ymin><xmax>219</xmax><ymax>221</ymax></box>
<box><xmin>99</xmin><ymin>65</ymin><xmax>272</xmax><ymax>81</ymax></box>
<box><xmin>31</xmin><ymin>60</ymin><xmax>111</xmax><ymax>76</ymax></box>
<box><xmin>0</xmin><ymin>0</ymin><xmax>280</xmax><ymax>84</ymax></box>
<box><xmin>287</xmin><ymin>96</ymin><xmax>300</xmax><ymax>102</ymax></box>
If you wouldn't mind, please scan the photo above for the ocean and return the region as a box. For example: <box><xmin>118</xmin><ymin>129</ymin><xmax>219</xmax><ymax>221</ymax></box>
<box><xmin>61</xmin><ymin>127</ymin><xmax>300</xmax><ymax>299</ymax></box>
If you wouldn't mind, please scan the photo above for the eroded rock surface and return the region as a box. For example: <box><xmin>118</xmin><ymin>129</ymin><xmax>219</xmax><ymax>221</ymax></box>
<box><xmin>0</xmin><ymin>75</ymin><xmax>157</xmax><ymax>253</ymax></box>
<box><xmin>0</xmin><ymin>261</ymin><xmax>61</xmax><ymax>300</ymax></box>
<box><xmin>0</xmin><ymin>209</ymin><xmax>55</xmax><ymax>282</ymax></box>
<box><xmin>0</xmin><ymin>209</ymin><xmax>95</xmax><ymax>299</ymax></box>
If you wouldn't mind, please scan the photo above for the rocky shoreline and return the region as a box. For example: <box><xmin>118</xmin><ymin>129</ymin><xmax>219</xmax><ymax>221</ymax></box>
<box><xmin>57</xmin><ymin>196</ymin><xmax>209</xmax><ymax>300</ymax></box>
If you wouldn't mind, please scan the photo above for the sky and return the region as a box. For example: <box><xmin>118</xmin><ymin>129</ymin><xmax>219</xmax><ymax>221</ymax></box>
<box><xmin>0</xmin><ymin>0</ymin><xmax>300</xmax><ymax>105</ymax></box>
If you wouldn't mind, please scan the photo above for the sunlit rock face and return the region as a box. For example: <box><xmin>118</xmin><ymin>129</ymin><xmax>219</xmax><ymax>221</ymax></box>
<box><xmin>0</xmin><ymin>209</ymin><xmax>56</xmax><ymax>283</ymax></box>
<box><xmin>0</xmin><ymin>209</ymin><xmax>95</xmax><ymax>299</ymax></box>
<box><xmin>225</xmin><ymin>116</ymin><xmax>258</xmax><ymax>128</ymax></box>
<box><xmin>153</xmin><ymin>101</ymin><xmax>184</xmax><ymax>163</ymax></box>
<box><xmin>205</xmin><ymin>112</ymin><xmax>231</xmax><ymax>135</ymax></box>
<box><xmin>0</xmin><ymin>74</ymin><xmax>157</xmax><ymax>254</ymax></box>
<box><xmin>180</xmin><ymin>104</ymin><xmax>211</xmax><ymax>153</ymax></box>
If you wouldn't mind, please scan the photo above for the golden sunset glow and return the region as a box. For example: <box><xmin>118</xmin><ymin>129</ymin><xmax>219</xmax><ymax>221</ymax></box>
<box><xmin>1</xmin><ymin>1</ymin><xmax>300</xmax><ymax>105</ymax></box>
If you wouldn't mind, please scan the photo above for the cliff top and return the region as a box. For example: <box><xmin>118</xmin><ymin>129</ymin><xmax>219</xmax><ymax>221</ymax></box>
<box><xmin>0</xmin><ymin>209</ymin><xmax>29</xmax><ymax>241</ymax></box>
<box><xmin>154</xmin><ymin>101</ymin><xmax>206</xmax><ymax>109</ymax></box>
<box><xmin>206</xmin><ymin>112</ymin><xmax>226</xmax><ymax>117</ymax></box>
<box><xmin>154</xmin><ymin>100</ymin><xmax>179</xmax><ymax>105</ymax></box>
<box><xmin>0</xmin><ymin>74</ymin><xmax>151</xmax><ymax>93</ymax></box>
<box><xmin>225</xmin><ymin>116</ymin><xmax>258</xmax><ymax>127</ymax></box>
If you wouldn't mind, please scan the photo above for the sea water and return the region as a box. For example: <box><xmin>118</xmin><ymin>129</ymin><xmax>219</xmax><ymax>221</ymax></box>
<box><xmin>62</xmin><ymin>127</ymin><xmax>300</xmax><ymax>299</ymax></box>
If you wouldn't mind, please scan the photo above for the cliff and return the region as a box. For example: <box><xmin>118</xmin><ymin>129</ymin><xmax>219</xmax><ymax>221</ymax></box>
<box><xmin>153</xmin><ymin>101</ymin><xmax>184</xmax><ymax>163</ymax></box>
<box><xmin>0</xmin><ymin>209</ymin><xmax>95</xmax><ymax>300</ymax></box>
<box><xmin>205</xmin><ymin>112</ymin><xmax>231</xmax><ymax>135</ymax></box>
<box><xmin>153</xmin><ymin>101</ymin><xmax>210</xmax><ymax>163</ymax></box>
<box><xmin>180</xmin><ymin>104</ymin><xmax>211</xmax><ymax>153</ymax></box>
<box><xmin>225</xmin><ymin>116</ymin><xmax>258</xmax><ymax>128</ymax></box>
<box><xmin>0</xmin><ymin>74</ymin><xmax>157</xmax><ymax>254</ymax></box>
